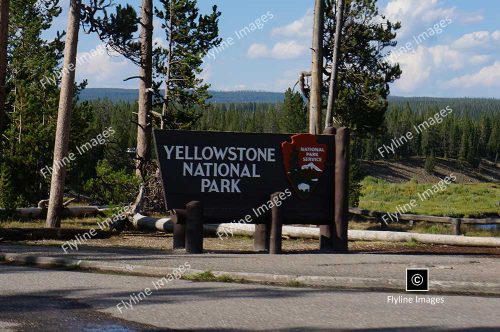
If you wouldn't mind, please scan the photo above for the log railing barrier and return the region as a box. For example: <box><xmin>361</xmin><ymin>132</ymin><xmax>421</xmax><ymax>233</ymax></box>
<box><xmin>348</xmin><ymin>208</ymin><xmax>500</xmax><ymax>235</ymax></box>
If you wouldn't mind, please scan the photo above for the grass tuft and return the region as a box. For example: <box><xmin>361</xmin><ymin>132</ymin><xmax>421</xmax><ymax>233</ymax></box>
<box><xmin>286</xmin><ymin>280</ymin><xmax>305</xmax><ymax>287</ymax></box>
<box><xmin>183</xmin><ymin>271</ymin><xmax>242</xmax><ymax>283</ymax></box>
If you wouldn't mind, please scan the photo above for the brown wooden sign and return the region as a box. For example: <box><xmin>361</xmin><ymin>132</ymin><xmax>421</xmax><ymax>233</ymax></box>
<box><xmin>153</xmin><ymin>130</ymin><xmax>335</xmax><ymax>224</ymax></box>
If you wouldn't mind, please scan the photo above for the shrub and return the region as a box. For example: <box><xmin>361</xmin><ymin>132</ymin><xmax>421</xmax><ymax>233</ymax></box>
<box><xmin>349</xmin><ymin>153</ymin><xmax>363</xmax><ymax>207</ymax></box>
<box><xmin>424</xmin><ymin>156</ymin><xmax>436</xmax><ymax>174</ymax></box>
<box><xmin>0</xmin><ymin>162</ymin><xmax>17</xmax><ymax>216</ymax></box>
<box><xmin>84</xmin><ymin>160</ymin><xmax>140</xmax><ymax>205</ymax></box>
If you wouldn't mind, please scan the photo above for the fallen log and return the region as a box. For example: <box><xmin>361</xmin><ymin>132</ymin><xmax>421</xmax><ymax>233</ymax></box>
<box><xmin>217</xmin><ymin>225</ymin><xmax>500</xmax><ymax>247</ymax></box>
<box><xmin>129</xmin><ymin>214</ymin><xmax>500</xmax><ymax>248</ymax></box>
<box><xmin>131</xmin><ymin>213</ymin><xmax>173</xmax><ymax>232</ymax></box>
<box><xmin>347</xmin><ymin>230</ymin><xmax>500</xmax><ymax>247</ymax></box>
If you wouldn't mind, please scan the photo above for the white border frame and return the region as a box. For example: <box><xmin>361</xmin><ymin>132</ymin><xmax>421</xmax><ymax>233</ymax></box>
<box><xmin>406</xmin><ymin>268</ymin><xmax>429</xmax><ymax>292</ymax></box>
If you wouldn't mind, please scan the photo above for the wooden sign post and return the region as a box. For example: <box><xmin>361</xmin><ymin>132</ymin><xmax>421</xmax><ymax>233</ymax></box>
<box><xmin>154</xmin><ymin>128</ymin><xmax>349</xmax><ymax>254</ymax></box>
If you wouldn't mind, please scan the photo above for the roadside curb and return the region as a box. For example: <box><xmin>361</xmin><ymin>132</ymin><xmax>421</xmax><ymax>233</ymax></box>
<box><xmin>1</xmin><ymin>252</ymin><xmax>499</xmax><ymax>296</ymax></box>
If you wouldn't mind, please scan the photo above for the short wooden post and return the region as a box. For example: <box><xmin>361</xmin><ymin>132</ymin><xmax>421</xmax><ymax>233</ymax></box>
<box><xmin>334</xmin><ymin>127</ymin><xmax>349</xmax><ymax>253</ymax></box>
<box><xmin>185</xmin><ymin>201</ymin><xmax>203</xmax><ymax>254</ymax></box>
<box><xmin>451</xmin><ymin>218</ymin><xmax>462</xmax><ymax>235</ymax></box>
<box><xmin>319</xmin><ymin>225</ymin><xmax>334</xmax><ymax>251</ymax></box>
<box><xmin>254</xmin><ymin>223</ymin><xmax>269</xmax><ymax>252</ymax></box>
<box><xmin>173</xmin><ymin>224</ymin><xmax>186</xmax><ymax>249</ymax></box>
<box><xmin>172</xmin><ymin>209</ymin><xmax>186</xmax><ymax>249</ymax></box>
<box><xmin>320</xmin><ymin>126</ymin><xmax>336</xmax><ymax>250</ymax></box>
<box><xmin>269</xmin><ymin>192</ymin><xmax>283</xmax><ymax>254</ymax></box>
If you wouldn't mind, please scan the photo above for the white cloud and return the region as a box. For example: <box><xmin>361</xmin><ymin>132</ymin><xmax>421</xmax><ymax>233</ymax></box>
<box><xmin>199</xmin><ymin>63</ymin><xmax>213</xmax><ymax>82</ymax></box>
<box><xmin>389</xmin><ymin>25</ymin><xmax>500</xmax><ymax>94</ymax></box>
<box><xmin>392</xmin><ymin>46</ymin><xmax>432</xmax><ymax>92</ymax></box>
<box><xmin>271</xmin><ymin>41</ymin><xmax>307</xmax><ymax>59</ymax></box>
<box><xmin>153</xmin><ymin>37</ymin><xmax>167</xmax><ymax>48</ymax></box>
<box><xmin>248</xmin><ymin>9</ymin><xmax>311</xmax><ymax>61</ymax></box>
<box><xmin>247</xmin><ymin>41</ymin><xmax>307</xmax><ymax>60</ymax></box>
<box><xmin>445</xmin><ymin>61</ymin><xmax>500</xmax><ymax>88</ymax></box>
<box><xmin>391</xmin><ymin>44</ymin><xmax>496</xmax><ymax>92</ymax></box>
<box><xmin>428</xmin><ymin>45</ymin><xmax>464</xmax><ymax>70</ymax></box>
<box><xmin>469</xmin><ymin>55</ymin><xmax>492</xmax><ymax>65</ymax></box>
<box><xmin>451</xmin><ymin>30</ymin><xmax>500</xmax><ymax>49</ymax></box>
<box><xmin>77</xmin><ymin>48</ymin><xmax>130</xmax><ymax>87</ymax></box>
<box><xmin>383</xmin><ymin>0</ymin><xmax>456</xmax><ymax>38</ymax></box>
<box><xmin>459</xmin><ymin>13</ymin><xmax>484</xmax><ymax>24</ymax></box>
<box><xmin>271</xmin><ymin>9</ymin><xmax>313</xmax><ymax>38</ymax></box>
<box><xmin>248</xmin><ymin>43</ymin><xmax>269</xmax><ymax>58</ymax></box>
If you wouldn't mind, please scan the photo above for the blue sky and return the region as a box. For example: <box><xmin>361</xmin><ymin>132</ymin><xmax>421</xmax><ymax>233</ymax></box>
<box><xmin>48</xmin><ymin>0</ymin><xmax>500</xmax><ymax>97</ymax></box>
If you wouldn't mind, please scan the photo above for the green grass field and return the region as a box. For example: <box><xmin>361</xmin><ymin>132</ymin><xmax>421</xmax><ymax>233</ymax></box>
<box><xmin>359</xmin><ymin>177</ymin><xmax>499</xmax><ymax>218</ymax></box>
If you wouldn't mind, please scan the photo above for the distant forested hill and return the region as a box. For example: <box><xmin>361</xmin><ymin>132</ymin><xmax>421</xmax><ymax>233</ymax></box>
<box><xmin>80</xmin><ymin>93</ymin><xmax>498</xmax><ymax>197</ymax></box>
<box><xmin>387</xmin><ymin>96</ymin><xmax>500</xmax><ymax>116</ymax></box>
<box><xmin>79</xmin><ymin>88</ymin><xmax>285</xmax><ymax>103</ymax></box>
<box><xmin>80</xmin><ymin>88</ymin><xmax>499</xmax><ymax>115</ymax></box>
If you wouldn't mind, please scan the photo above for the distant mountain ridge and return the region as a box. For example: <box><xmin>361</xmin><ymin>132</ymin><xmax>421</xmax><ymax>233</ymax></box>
<box><xmin>79</xmin><ymin>88</ymin><xmax>285</xmax><ymax>103</ymax></box>
<box><xmin>79</xmin><ymin>89</ymin><xmax>500</xmax><ymax>113</ymax></box>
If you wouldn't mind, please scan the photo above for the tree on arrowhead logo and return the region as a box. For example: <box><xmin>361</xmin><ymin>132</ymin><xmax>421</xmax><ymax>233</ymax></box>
<box><xmin>281</xmin><ymin>134</ymin><xmax>328</xmax><ymax>199</ymax></box>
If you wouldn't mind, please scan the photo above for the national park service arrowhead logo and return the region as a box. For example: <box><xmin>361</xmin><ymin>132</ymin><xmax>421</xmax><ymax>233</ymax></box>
<box><xmin>282</xmin><ymin>134</ymin><xmax>327</xmax><ymax>199</ymax></box>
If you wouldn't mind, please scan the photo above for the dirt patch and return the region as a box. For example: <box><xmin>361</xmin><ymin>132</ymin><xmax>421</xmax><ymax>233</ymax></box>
<box><xmin>0</xmin><ymin>228</ymin><xmax>111</xmax><ymax>241</ymax></box>
<box><xmin>349</xmin><ymin>241</ymin><xmax>500</xmax><ymax>257</ymax></box>
<box><xmin>20</xmin><ymin>231</ymin><xmax>500</xmax><ymax>257</ymax></box>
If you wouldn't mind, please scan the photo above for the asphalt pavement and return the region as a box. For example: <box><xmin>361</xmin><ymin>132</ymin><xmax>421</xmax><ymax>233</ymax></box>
<box><xmin>1</xmin><ymin>244</ymin><xmax>499</xmax><ymax>295</ymax></box>
<box><xmin>0</xmin><ymin>265</ymin><xmax>499</xmax><ymax>331</ymax></box>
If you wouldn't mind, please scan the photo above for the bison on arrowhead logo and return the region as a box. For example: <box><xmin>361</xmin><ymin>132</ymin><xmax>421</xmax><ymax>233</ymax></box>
<box><xmin>282</xmin><ymin>134</ymin><xmax>328</xmax><ymax>199</ymax></box>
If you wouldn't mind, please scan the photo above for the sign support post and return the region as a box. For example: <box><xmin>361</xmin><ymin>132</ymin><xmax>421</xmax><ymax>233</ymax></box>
<box><xmin>173</xmin><ymin>224</ymin><xmax>186</xmax><ymax>249</ymax></box>
<box><xmin>254</xmin><ymin>224</ymin><xmax>269</xmax><ymax>252</ymax></box>
<box><xmin>320</xmin><ymin>126</ymin><xmax>336</xmax><ymax>251</ymax></box>
<box><xmin>172</xmin><ymin>209</ymin><xmax>187</xmax><ymax>249</ymax></box>
<box><xmin>334</xmin><ymin>127</ymin><xmax>349</xmax><ymax>252</ymax></box>
<box><xmin>185</xmin><ymin>201</ymin><xmax>204</xmax><ymax>254</ymax></box>
<box><xmin>269</xmin><ymin>192</ymin><xmax>283</xmax><ymax>254</ymax></box>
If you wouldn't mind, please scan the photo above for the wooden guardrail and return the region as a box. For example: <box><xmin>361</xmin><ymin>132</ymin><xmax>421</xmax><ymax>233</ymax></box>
<box><xmin>348</xmin><ymin>208</ymin><xmax>500</xmax><ymax>235</ymax></box>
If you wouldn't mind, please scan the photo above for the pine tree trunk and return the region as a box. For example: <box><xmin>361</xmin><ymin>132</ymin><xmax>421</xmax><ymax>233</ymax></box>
<box><xmin>0</xmin><ymin>0</ymin><xmax>8</xmax><ymax>134</ymax></box>
<box><xmin>325</xmin><ymin>0</ymin><xmax>344</xmax><ymax>129</ymax></box>
<box><xmin>161</xmin><ymin>1</ymin><xmax>173</xmax><ymax>130</ymax></box>
<box><xmin>136</xmin><ymin>0</ymin><xmax>153</xmax><ymax>177</ymax></box>
<box><xmin>309</xmin><ymin>0</ymin><xmax>324</xmax><ymax>134</ymax></box>
<box><xmin>45</xmin><ymin>0</ymin><xmax>80</xmax><ymax>228</ymax></box>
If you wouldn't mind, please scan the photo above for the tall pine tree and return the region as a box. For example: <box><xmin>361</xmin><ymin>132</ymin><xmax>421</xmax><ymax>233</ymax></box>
<box><xmin>323</xmin><ymin>0</ymin><xmax>401</xmax><ymax>134</ymax></box>
<box><xmin>153</xmin><ymin>0</ymin><xmax>221</xmax><ymax>129</ymax></box>
<box><xmin>279</xmin><ymin>88</ymin><xmax>307</xmax><ymax>133</ymax></box>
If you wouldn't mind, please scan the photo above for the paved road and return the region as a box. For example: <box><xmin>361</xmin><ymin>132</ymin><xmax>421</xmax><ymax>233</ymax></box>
<box><xmin>2</xmin><ymin>244</ymin><xmax>499</xmax><ymax>284</ymax></box>
<box><xmin>0</xmin><ymin>265</ymin><xmax>498</xmax><ymax>331</ymax></box>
